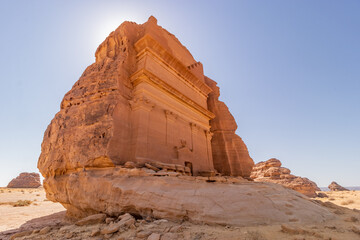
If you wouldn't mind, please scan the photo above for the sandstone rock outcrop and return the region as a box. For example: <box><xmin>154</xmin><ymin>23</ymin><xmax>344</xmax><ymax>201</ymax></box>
<box><xmin>206</xmin><ymin>77</ymin><xmax>254</xmax><ymax>177</ymax></box>
<box><xmin>250</xmin><ymin>158</ymin><xmax>320</xmax><ymax>197</ymax></box>
<box><xmin>36</xmin><ymin>16</ymin><xmax>339</xmax><ymax>225</ymax></box>
<box><xmin>44</xmin><ymin>167</ymin><xmax>334</xmax><ymax>226</ymax></box>
<box><xmin>38</xmin><ymin>16</ymin><xmax>253</xmax><ymax>179</ymax></box>
<box><xmin>328</xmin><ymin>181</ymin><xmax>349</xmax><ymax>191</ymax></box>
<box><xmin>7</xmin><ymin>172</ymin><xmax>41</xmax><ymax>188</ymax></box>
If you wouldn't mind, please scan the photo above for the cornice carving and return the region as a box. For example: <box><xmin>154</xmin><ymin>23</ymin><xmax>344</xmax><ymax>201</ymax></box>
<box><xmin>134</xmin><ymin>34</ymin><xmax>212</xmax><ymax>96</ymax></box>
<box><xmin>130</xmin><ymin>69</ymin><xmax>215</xmax><ymax>120</ymax></box>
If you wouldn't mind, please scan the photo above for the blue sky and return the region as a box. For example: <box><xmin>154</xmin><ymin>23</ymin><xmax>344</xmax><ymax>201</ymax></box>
<box><xmin>0</xmin><ymin>0</ymin><xmax>359</xmax><ymax>187</ymax></box>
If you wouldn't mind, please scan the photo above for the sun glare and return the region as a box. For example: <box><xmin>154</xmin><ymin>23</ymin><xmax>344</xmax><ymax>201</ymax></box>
<box><xmin>93</xmin><ymin>15</ymin><xmax>143</xmax><ymax>47</ymax></box>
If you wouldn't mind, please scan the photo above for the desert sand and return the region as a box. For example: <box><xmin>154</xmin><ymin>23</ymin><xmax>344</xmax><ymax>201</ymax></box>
<box><xmin>1</xmin><ymin>188</ymin><xmax>360</xmax><ymax>240</ymax></box>
<box><xmin>0</xmin><ymin>187</ymin><xmax>65</xmax><ymax>232</ymax></box>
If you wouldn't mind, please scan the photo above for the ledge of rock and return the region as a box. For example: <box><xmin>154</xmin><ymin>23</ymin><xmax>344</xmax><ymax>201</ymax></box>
<box><xmin>250</xmin><ymin>158</ymin><xmax>320</xmax><ymax>197</ymax></box>
<box><xmin>7</xmin><ymin>172</ymin><xmax>41</xmax><ymax>188</ymax></box>
<box><xmin>328</xmin><ymin>181</ymin><xmax>349</xmax><ymax>191</ymax></box>
<box><xmin>43</xmin><ymin>167</ymin><xmax>335</xmax><ymax>226</ymax></box>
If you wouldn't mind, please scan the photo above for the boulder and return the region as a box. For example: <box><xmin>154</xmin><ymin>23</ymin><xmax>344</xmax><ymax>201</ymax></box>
<box><xmin>7</xmin><ymin>172</ymin><xmax>41</xmax><ymax>188</ymax></box>
<box><xmin>328</xmin><ymin>181</ymin><xmax>349</xmax><ymax>191</ymax></box>
<box><xmin>250</xmin><ymin>158</ymin><xmax>320</xmax><ymax>197</ymax></box>
<box><xmin>75</xmin><ymin>213</ymin><xmax>106</xmax><ymax>226</ymax></box>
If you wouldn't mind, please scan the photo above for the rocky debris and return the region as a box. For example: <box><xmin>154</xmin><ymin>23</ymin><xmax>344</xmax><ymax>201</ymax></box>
<box><xmin>6</xmin><ymin>206</ymin><xmax>360</xmax><ymax>240</ymax></box>
<box><xmin>7</xmin><ymin>172</ymin><xmax>41</xmax><ymax>188</ymax></box>
<box><xmin>328</xmin><ymin>181</ymin><xmax>349</xmax><ymax>191</ymax></box>
<box><xmin>43</xmin><ymin>168</ymin><xmax>334</xmax><ymax>226</ymax></box>
<box><xmin>75</xmin><ymin>213</ymin><xmax>107</xmax><ymax>226</ymax></box>
<box><xmin>250</xmin><ymin>158</ymin><xmax>320</xmax><ymax>197</ymax></box>
<box><xmin>147</xmin><ymin>232</ymin><xmax>161</xmax><ymax>240</ymax></box>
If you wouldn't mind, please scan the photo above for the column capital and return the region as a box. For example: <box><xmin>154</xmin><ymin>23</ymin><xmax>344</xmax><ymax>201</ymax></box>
<box><xmin>130</xmin><ymin>96</ymin><xmax>155</xmax><ymax>111</ymax></box>
<box><xmin>205</xmin><ymin>130</ymin><xmax>214</xmax><ymax>140</ymax></box>
<box><xmin>165</xmin><ymin>110</ymin><xmax>178</xmax><ymax>122</ymax></box>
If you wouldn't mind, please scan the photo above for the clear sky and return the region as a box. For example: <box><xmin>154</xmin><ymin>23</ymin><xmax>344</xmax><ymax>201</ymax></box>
<box><xmin>0</xmin><ymin>0</ymin><xmax>359</xmax><ymax>187</ymax></box>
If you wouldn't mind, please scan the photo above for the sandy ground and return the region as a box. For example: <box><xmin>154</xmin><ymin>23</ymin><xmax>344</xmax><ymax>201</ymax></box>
<box><xmin>314</xmin><ymin>190</ymin><xmax>360</xmax><ymax>210</ymax></box>
<box><xmin>0</xmin><ymin>188</ymin><xmax>359</xmax><ymax>240</ymax></box>
<box><xmin>0</xmin><ymin>187</ymin><xmax>65</xmax><ymax>232</ymax></box>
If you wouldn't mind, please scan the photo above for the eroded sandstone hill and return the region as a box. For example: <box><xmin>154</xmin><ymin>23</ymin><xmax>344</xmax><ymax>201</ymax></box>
<box><xmin>38</xmin><ymin>16</ymin><xmax>253</xmax><ymax>179</ymax></box>
<box><xmin>7</xmin><ymin>172</ymin><xmax>41</xmax><ymax>188</ymax></box>
<box><xmin>250</xmin><ymin>158</ymin><xmax>320</xmax><ymax>197</ymax></box>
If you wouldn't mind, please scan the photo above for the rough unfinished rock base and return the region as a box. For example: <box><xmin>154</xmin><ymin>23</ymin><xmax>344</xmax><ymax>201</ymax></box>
<box><xmin>43</xmin><ymin>167</ymin><xmax>334</xmax><ymax>226</ymax></box>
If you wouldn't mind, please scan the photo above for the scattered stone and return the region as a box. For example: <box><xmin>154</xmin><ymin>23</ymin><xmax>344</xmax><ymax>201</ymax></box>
<box><xmin>169</xmin><ymin>225</ymin><xmax>182</xmax><ymax>233</ymax></box>
<box><xmin>145</xmin><ymin>163</ymin><xmax>160</xmax><ymax>172</ymax></box>
<box><xmin>90</xmin><ymin>228</ymin><xmax>101</xmax><ymax>237</ymax></box>
<box><xmin>101</xmin><ymin>222</ymin><xmax>121</xmax><ymax>235</ymax></box>
<box><xmin>136</xmin><ymin>230</ymin><xmax>152</xmax><ymax>238</ymax></box>
<box><xmin>104</xmin><ymin>233</ymin><xmax>114</xmax><ymax>239</ymax></box>
<box><xmin>147</xmin><ymin>232</ymin><xmax>161</xmax><ymax>240</ymax></box>
<box><xmin>161</xmin><ymin>232</ymin><xmax>178</xmax><ymax>240</ymax></box>
<box><xmin>106</xmin><ymin>217</ymin><xmax>115</xmax><ymax>224</ymax></box>
<box><xmin>153</xmin><ymin>219</ymin><xmax>168</xmax><ymax>225</ymax></box>
<box><xmin>7</xmin><ymin>172</ymin><xmax>41</xmax><ymax>188</ymax></box>
<box><xmin>75</xmin><ymin>213</ymin><xmax>107</xmax><ymax>226</ymax></box>
<box><xmin>10</xmin><ymin>231</ymin><xmax>33</xmax><ymax>240</ymax></box>
<box><xmin>65</xmin><ymin>232</ymin><xmax>74</xmax><ymax>239</ymax></box>
<box><xmin>351</xmin><ymin>226</ymin><xmax>360</xmax><ymax>235</ymax></box>
<box><xmin>39</xmin><ymin>226</ymin><xmax>52</xmax><ymax>235</ymax></box>
<box><xmin>328</xmin><ymin>181</ymin><xmax>349</xmax><ymax>191</ymax></box>
<box><xmin>124</xmin><ymin>161</ymin><xmax>137</xmax><ymax>169</ymax></box>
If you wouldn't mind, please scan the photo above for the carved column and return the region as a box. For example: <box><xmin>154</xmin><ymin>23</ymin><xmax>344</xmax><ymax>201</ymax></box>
<box><xmin>205</xmin><ymin>130</ymin><xmax>214</xmax><ymax>169</ymax></box>
<box><xmin>190</xmin><ymin>123</ymin><xmax>199</xmax><ymax>151</ymax></box>
<box><xmin>165</xmin><ymin>110</ymin><xmax>177</xmax><ymax>146</ymax></box>
<box><xmin>130</xmin><ymin>96</ymin><xmax>155</xmax><ymax>162</ymax></box>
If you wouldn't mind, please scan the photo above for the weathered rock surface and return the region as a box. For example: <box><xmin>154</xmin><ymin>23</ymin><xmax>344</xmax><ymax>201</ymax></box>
<box><xmin>43</xmin><ymin>167</ymin><xmax>334</xmax><ymax>226</ymax></box>
<box><xmin>250</xmin><ymin>158</ymin><xmax>320</xmax><ymax>197</ymax></box>
<box><xmin>7</xmin><ymin>172</ymin><xmax>41</xmax><ymax>188</ymax></box>
<box><xmin>328</xmin><ymin>181</ymin><xmax>349</xmax><ymax>191</ymax></box>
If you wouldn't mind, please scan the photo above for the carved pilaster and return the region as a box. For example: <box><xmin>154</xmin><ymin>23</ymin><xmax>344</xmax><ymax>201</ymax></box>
<box><xmin>205</xmin><ymin>130</ymin><xmax>214</xmax><ymax>169</ymax></box>
<box><xmin>165</xmin><ymin>110</ymin><xmax>177</xmax><ymax>145</ymax></box>
<box><xmin>130</xmin><ymin>96</ymin><xmax>155</xmax><ymax>161</ymax></box>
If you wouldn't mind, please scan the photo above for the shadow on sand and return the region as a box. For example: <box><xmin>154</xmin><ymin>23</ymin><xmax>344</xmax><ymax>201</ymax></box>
<box><xmin>0</xmin><ymin>211</ymin><xmax>66</xmax><ymax>240</ymax></box>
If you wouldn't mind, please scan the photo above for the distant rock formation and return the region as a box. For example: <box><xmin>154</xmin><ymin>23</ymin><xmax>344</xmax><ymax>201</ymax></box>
<box><xmin>7</xmin><ymin>172</ymin><xmax>41</xmax><ymax>188</ymax></box>
<box><xmin>328</xmin><ymin>181</ymin><xmax>349</xmax><ymax>191</ymax></box>
<box><xmin>250</xmin><ymin>158</ymin><xmax>320</xmax><ymax>197</ymax></box>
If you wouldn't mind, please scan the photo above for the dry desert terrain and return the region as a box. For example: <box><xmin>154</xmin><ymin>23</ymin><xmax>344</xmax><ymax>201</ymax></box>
<box><xmin>0</xmin><ymin>188</ymin><xmax>360</xmax><ymax>240</ymax></box>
